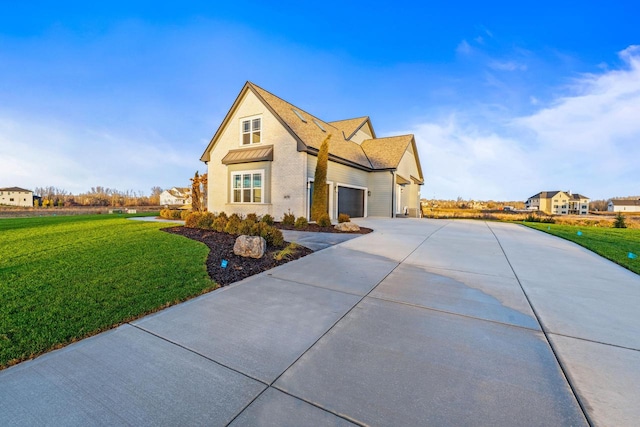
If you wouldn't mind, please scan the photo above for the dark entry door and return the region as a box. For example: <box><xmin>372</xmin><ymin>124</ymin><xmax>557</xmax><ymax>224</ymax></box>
<box><xmin>338</xmin><ymin>187</ymin><xmax>364</xmax><ymax>218</ymax></box>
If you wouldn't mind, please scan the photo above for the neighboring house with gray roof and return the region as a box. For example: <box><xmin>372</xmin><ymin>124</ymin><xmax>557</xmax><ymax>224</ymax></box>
<box><xmin>0</xmin><ymin>187</ymin><xmax>33</xmax><ymax>207</ymax></box>
<box><xmin>525</xmin><ymin>191</ymin><xmax>589</xmax><ymax>215</ymax></box>
<box><xmin>160</xmin><ymin>187</ymin><xmax>191</xmax><ymax>206</ymax></box>
<box><xmin>608</xmin><ymin>199</ymin><xmax>640</xmax><ymax>212</ymax></box>
<box><xmin>200</xmin><ymin>82</ymin><xmax>424</xmax><ymax>219</ymax></box>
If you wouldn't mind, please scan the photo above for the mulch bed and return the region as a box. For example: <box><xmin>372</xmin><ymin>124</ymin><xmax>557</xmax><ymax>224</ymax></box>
<box><xmin>163</xmin><ymin>227</ymin><xmax>314</xmax><ymax>286</ymax></box>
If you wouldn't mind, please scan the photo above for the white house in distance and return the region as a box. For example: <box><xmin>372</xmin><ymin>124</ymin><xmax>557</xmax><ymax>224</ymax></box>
<box><xmin>525</xmin><ymin>191</ymin><xmax>590</xmax><ymax>215</ymax></box>
<box><xmin>159</xmin><ymin>187</ymin><xmax>191</xmax><ymax>206</ymax></box>
<box><xmin>608</xmin><ymin>199</ymin><xmax>640</xmax><ymax>212</ymax></box>
<box><xmin>200</xmin><ymin>82</ymin><xmax>424</xmax><ymax>219</ymax></box>
<box><xmin>0</xmin><ymin>187</ymin><xmax>34</xmax><ymax>207</ymax></box>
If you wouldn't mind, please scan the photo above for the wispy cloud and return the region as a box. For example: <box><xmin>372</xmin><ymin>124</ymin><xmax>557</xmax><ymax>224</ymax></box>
<box><xmin>488</xmin><ymin>60</ymin><xmax>527</xmax><ymax>71</ymax></box>
<box><xmin>410</xmin><ymin>46</ymin><xmax>640</xmax><ymax>200</ymax></box>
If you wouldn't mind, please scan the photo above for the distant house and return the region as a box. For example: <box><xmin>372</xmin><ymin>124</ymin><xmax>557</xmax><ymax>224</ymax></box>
<box><xmin>199</xmin><ymin>82</ymin><xmax>424</xmax><ymax>219</ymax></box>
<box><xmin>159</xmin><ymin>187</ymin><xmax>191</xmax><ymax>206</ymax></box>
<box><xmin>525</xmin><ymin>191</ymin><xmax>589</xmax><ymax>215</ymax></box>
<box><xmin>0</xmin><ymin>187</ymin><xmax>34</xmax><ymax>207</ymax></box>
<box><xmin>608</xmin><ymin>199</ymin><xmax>640</xmax><ymax>213</ymax></box>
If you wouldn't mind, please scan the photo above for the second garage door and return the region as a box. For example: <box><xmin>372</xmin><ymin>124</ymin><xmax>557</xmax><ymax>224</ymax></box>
<box><xmin>337</xmin><ymin>187</ymin><xmax>365</xmax><ymax>218</ymax></box>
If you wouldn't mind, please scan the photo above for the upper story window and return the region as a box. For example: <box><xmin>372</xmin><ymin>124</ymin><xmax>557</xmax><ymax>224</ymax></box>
<box><xmin>241</xmin><ymin>116</ymin><xmax>262</xmax><ymax>145</ymax></box>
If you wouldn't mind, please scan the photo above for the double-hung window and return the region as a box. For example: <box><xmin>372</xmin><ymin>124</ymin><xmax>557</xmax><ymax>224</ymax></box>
<box><xmin>232</xmin><ymin>171</ymin><xmax>263</xmax><ymax>203</ymax></box>
<box><xmin>241</xmin><ymin>117</ymin><xmax>261</xmax><ymax>145</ymax></box>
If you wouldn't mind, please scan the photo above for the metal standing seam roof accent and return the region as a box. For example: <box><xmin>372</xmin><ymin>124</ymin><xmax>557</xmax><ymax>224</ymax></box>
<box><xmin>221</xmin><ymin>145</ymin><xmax>274</xmax><ymax>165</ymax></box>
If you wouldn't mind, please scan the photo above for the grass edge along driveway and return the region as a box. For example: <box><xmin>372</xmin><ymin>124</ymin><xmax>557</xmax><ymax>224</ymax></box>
<box><xmin>523</xmin><ymin>222</ymin><xmax>640</xmax><ymax>275</ymax></box>
<box><xmin>0</xmin><ymin>215</ymin><xmax>216</xmax><ymax>369</ymax></box>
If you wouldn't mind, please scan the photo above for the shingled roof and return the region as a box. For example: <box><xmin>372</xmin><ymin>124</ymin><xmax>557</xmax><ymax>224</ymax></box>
<box><xmin>201</xmin><ymin>82</ymin><xmax>423</xmax><ymax>181</ymax></box>
<box><xmin>0</xmin><ymin>187</ymin><xmax>32</xmax><ymax>192</ymax></box>
<box><xmin>610</xmin><ymin>199</ymin><xmax>640</xmax><ymax>206</ymax></box>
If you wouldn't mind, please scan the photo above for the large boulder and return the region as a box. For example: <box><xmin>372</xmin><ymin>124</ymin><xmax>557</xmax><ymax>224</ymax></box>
<box><xmin>233</xmin><ymin>235</ymin><xmax>266</xmax><ymax>259</ymax></box>
<box><xmin>334</xmin><ymin>222</ymin><xmax>360</xmax><ymax>232</ymax></box>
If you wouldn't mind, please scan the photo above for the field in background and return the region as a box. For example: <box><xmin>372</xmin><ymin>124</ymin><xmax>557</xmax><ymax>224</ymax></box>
<box><xmin>0</xmin><ymin>215</ymin><xmax>215</xmax><ymax>369</ymax></box>
<box><xmin>0</xmin><ymin>205</ymin><xmax>161</xmax><ymax>218</ymax></box>
<box><xmin>524</xmin><ymin>223</ymin><xmax>640</xmax><ymax>275</ymax></box>
<box><xmin>422</xmin><ymin>207</ymin><xmax>640</xmax><ymax>229</ymax></box>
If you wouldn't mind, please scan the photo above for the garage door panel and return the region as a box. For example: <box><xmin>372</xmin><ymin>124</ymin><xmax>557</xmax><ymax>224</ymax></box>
<box><xmin>338</xmin><ymin>187</ymin><xmax>364</xmax><ymax>218</ymax></box>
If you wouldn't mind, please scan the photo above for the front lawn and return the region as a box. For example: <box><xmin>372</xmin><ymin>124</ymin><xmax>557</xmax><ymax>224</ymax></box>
<box><xmin>524</xmin><ymin>223</ymin><xmax>640</xmax><ymax>275</ymax></box>
<box><xmin>0</xmin><ymin>215</ymin><xmax>215</xmax><ymax>369</ymax></box>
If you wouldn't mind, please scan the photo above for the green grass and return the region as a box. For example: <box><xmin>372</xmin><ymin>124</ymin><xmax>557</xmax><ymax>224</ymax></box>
<box><xmin>524</xmin><ymin>223</ymin><xmax>640</xmax><ymax>275</ymax></box>
<box><xmin>0</xmin><ymin>215</ymin><xmax>215</xmax><ymax>369</ymax></box>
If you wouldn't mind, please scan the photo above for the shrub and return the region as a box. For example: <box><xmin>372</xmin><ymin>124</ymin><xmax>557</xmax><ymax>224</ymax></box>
<box><xmin>185</xmin><ymin>212</ymin><xmax>203</xmax><ymax>228</ymax></box>
<box><xmin>294</xmin><ymin>216</ymin><xmax>308</xmax><ymax>229</ymax></box>
<box><xmin>196</xmin><ymin>212</ymin><xmax>216</xmax><ymax>229</ymax></box>
<box><xmin>228</xmin><ymin>213</ymin><xmax>241</xmax><ymax>222</ymax></box>
<box><xmin>311</xmin><ymin>134</ymin><xmax>331</xmax><ymax>221</ymax></box>
<box><xmin>246</xmin><ymin>213</ymin><xmax>259</xmax><ymax>222</ymax></box>
<box><xmin>317</xmin><ymin>213</ymin><xmax>331</xmax><ymax>227</ymax></box>
<box><xmin>274</xmin><ymin>243</ymin><xmax>300</xmax><ymax>261</ymax></box>
<box><xmin>180</xmin><ymin>210</ymin><xmax>190</xmax><ymax>220</ymax></box>
<box><xmin>213</xmin><ymin>216</ymin><xmax>228</xmax><ymax>232</ymax></box>
<box><xmin>264</xmin><ymin>226</ymin><xmax>285</xmax><ymax>247</ymax></box>
<box><xmin>160</xmin><ymin>208</ymin><xmax>183</xmax><ymax>220</ymax></box>
<box><xmin>614</xmin><ymin>212</ymin><xmax>627</xmax><ymax>229</ymax></box>
<box><xmin>238</xmin><ymin>219</ymin><xmax>256</xmax><ymax>235</ymax></box>
<box><xmin>250</xmin><ymin>221</ymin><xmax>268</xmax><ymax>237</ymax></box>
<box><xmin>261</xmin><ymin>214</ymin><xmax>274</xmax><ymax>225</ymax></box>
<box><xmin>223</xmin><ymin>216</ymin><xmax>240</xmax><ymax>234</ymax></box>
<box><xmin>282</xmin><ymin>211</ymin><xmax>295</xmax><ymax>226</ymax></box>
<box><xmin>338</xmin><ymin>213</ymin><xmax>350</xmax><ymax>223</ymax></box>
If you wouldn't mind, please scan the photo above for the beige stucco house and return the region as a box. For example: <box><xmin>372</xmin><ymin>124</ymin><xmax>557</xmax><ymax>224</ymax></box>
<box><xmin>608</xmin><ymin>199</ymin><xmax>640</xmax><ymax>212</ymax></box>
<box><xmin>200</xmin><ymin>82</ymin><xmax>424</xmax><ymax>219</ymax></box>
<box><xmin>525</xmin><ymin>191</ymin><xmax>589</xmax><ymax>215</ymax></box>
<box><xmin>0</xmin><ymin>187</ymin><xmax>33</xmax><ymax>207</ymax></box>
<box><xmin>160</xmin><ymin>187</ymin><xmax>191</xmax><ymax>206</ymax></box>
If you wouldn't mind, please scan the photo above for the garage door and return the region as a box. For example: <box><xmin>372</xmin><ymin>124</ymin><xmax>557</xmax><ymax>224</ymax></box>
<box><xmin>338</xmin><ymin>187</ymin><xmax>365</xmax><ymax>218</ymax></box>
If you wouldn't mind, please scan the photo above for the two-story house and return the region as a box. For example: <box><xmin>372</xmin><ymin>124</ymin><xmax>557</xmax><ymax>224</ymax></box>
<box><xmin>200</xmin><ymin>82</ymin><xmax>424</xmax><ymax>220</ymax></box>
<box><xmin>159</xmin><ymin>187</ymin><xmax>191</xmax><ymax>206</ymax></box>
<box><xmin>526</xmin><ymin>191</ymin><xmax>589</xmax><ymax>215</ymax></box>
<box><xmin>0</xmin><ymin>187</ymin><xmax>34</xmax><ymax>207</ymax></box>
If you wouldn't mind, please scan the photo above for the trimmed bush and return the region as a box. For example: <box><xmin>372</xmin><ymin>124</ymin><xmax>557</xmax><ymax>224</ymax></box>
<box><xmin>213</xmin><ymin>216</ymin><xmax>228</xmax><ymax>232</ymax></box>
<box><xmin>185</xmin><ymin>212</ymin><xmax>203</xmax><ymax>228</ymax></box>
<box><xmin>282</xmin><ymin>211</ymin><xmax>295</xmax><ymax>226</ymax></box>
<box><xmin>180</xmin><ymin>210</ymin><xmax>190</xmax><ymax>220</ymax></box>
<box><xmin>246</xmin><ymin>213</ymin><xmax>259</xmax><ymax>222</ymax></box>
<box><xmin>294</xmin><ymin>216</ymin><xmax>308</xmax><ymax>229</ymax></box>
<box><xmin>261</xmin><ymin>214</ymin><xmax>274</xmax><ymax>225</ymax></box>
<box><xmin>224</xmin><ymin>216</ymin><xmax>241</xmax><ymax>234</ymax></box>
<box><xmin>317</xmin><ymin>213</ymin><xmax>331</xmax><ymax>228</ymax></box>
<box><xmin>338</xmin><ymin>213</ymin><xmax>350</xmax><ymax>223</ymax></box>
<box><xmin>160</xmin><ymin>208</ymin><xmax>183</xmax><ymax>220</ymax></box>
<box><xmin>196</xmin><ymin>212</ymin><xmax>216</xmax><ymax>229</ymax></box>
<box><xmin>238</xmin><ymin>219</ymin><xmax>256</xmax><ymax>235</ymax></box>
<box><xmin>264</xmin><ymin>226</ymin><xmax>285</xmax><ymax>248</ymax></box>
<box><xmin>228</xmin><ymin>213</ymin><xmax>241</xmax><ymax>222</ymax></box>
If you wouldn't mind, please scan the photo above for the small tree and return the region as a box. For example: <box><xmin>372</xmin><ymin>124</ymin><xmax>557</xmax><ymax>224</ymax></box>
<box><xmin>311</xmin><ymin>134</ymin><xmax>331</xmax><ymax>221</ymax></box>
<box><xmin>190</xmin><ymin>171</ymin><xmax>203</xmax><ymax>212</ymax></box>
<box><xmin>613</xmin><ymin>212</ymin><xmax>627</xmax><ymax>228</ymax></box>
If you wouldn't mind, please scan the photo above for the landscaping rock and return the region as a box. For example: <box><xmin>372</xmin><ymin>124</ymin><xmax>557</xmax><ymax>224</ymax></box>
<box><xmin>233</xmin><ymin>235</ymin><xmax>266</xmax><ymax>259</ymax></box>
<box><xmin>334</xmin><ymin>222</ymin><xmax>360</xmax><ymax>232</ymax></box>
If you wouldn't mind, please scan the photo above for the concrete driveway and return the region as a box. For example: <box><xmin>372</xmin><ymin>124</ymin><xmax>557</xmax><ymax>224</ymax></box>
<box><xmin>1</xmin><ymin>219</ymin><xmax>638</xmax><ymax>426</ymax></box>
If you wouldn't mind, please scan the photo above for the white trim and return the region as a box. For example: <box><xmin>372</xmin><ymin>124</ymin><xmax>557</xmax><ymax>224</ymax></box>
<box><xmin>307</xmin><ymin>178</ymin><xmax>335</xmax><ymax>220</ymax></box>
<box><xmin>239</xmin><ymin>114</ymin><xmax>263</xmax><ymax>146</ymax></box>
<box><xmin>231</xmin><ymin>169</ymin><xmax>265</xmax><ymax>204</ymax></box>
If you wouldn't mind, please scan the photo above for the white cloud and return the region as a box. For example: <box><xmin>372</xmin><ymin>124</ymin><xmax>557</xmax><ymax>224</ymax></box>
<box><xmin>488</xmin><ymin>60</ymin><xmax>527</xmax><ymax>71</ymax></box>
<box><xmin>456</xmin><ymin>40</ymin><xmax>472</xmax><ymax>55</ymax></box>
<box><xmin>410</xmin><ymin>46</ymin><xmax>640</xmax><ymax>200</ymax></box>
<box><xmin>0</xmin><ymin>113</ymin><xmax>202</xmax><ymax>195</ymax></box>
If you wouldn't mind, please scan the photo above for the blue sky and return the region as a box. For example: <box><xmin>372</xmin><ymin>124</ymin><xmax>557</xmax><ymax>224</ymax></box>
<box><xmin>1</xmin><ymin>1</ymin><xmax>638</xmax><ymax>200</ymax></box>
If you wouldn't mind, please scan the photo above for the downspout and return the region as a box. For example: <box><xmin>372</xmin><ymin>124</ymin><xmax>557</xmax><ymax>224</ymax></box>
<box><xmin>391</xmin><ymin>171</ymin><xmax>395</xmax><ymax>218</ymax></box>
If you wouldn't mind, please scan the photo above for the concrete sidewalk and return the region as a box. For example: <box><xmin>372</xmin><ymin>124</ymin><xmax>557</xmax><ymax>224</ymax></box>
<box><xmin>1</xmin><ymin>219</ymin><xmax>638</xmax><ymax>426</ymax></box>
